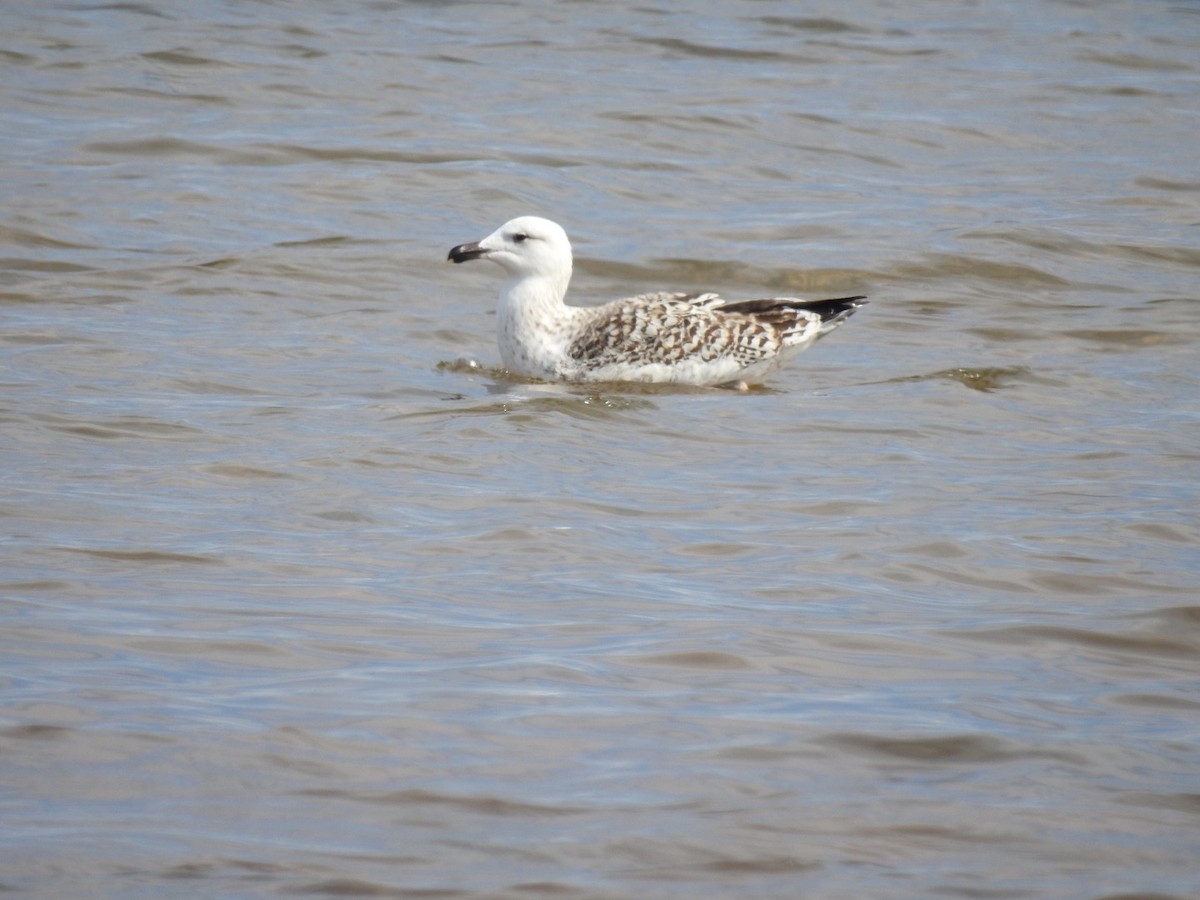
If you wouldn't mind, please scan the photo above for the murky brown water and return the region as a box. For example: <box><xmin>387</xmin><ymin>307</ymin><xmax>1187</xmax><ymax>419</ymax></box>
<box><xmin>3</xmin><ymin>1</ymin><xmax>1199</xmax><ymax>897</ymax></box>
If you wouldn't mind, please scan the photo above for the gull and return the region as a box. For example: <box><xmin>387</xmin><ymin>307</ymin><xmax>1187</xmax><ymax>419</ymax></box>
<box><xmin>447</xmin><ymin>216</ymin><xmax>865</xmax><ymax>387</ymax></box>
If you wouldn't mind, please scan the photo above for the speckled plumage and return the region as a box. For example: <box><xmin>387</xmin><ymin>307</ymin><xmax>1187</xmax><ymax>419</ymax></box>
<box><xmin>448</xmin><ymin>216</ymin><xmax>865</xmax><ymax>387</ymax></box>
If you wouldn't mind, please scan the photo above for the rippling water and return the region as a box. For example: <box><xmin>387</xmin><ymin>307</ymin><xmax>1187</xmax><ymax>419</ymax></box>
<box><xmin>3</xmin><ymin>1</ymin><xmax>1199</xmax><ymax>897</ymax></box>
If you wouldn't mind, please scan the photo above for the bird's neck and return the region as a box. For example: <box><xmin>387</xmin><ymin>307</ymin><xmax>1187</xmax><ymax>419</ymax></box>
<box><xmin>495</xmin><ymin>270</ymin><xmax>576</xmax><ymax>375</ymax></box>
<box><xmin>498</xmin><ymin>270</ymin><xmax>574</xmax><ymax>329</ymax></box>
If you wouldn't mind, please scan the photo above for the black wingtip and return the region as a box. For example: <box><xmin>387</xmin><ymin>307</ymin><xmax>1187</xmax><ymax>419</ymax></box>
<box><xmin>798</xmin><ymin>295</ymin><xmax>867</xmax><ymax>321</ymax></box>
<box><xmin>717</xmin><ymin>295</ymin><xmax>867</xmax><ymax>320</ymax></box>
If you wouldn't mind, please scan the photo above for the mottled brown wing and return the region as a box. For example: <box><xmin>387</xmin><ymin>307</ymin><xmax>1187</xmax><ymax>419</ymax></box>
<box><xmin>569</xmin><ymin>296</ymin><xmax>781</xmax><ymax>368</ymax></box>
<box><xmin>613</xmin><ymin>291</ymin><xmax>725</xmax><ymax>309</ymax></box>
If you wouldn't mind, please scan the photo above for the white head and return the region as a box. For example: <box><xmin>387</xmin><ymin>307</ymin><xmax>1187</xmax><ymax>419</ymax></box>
<box><xmin>448</xmin><ymin>216</ymin><xmax>572</xmax><ymax>289</ymax></box>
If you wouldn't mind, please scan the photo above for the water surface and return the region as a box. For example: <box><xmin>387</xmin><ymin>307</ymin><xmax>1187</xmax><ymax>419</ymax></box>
<box><xmin>2</xmin><ymin>1</ymin><xmax>1199</xmax><ymax>897</ymax></box>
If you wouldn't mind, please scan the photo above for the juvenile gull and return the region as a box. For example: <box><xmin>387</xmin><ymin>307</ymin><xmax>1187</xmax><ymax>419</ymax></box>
<box><xmin>448</xmin><ymin>216</ymin><xmax>865</xmax><ymax>387</ymax></box>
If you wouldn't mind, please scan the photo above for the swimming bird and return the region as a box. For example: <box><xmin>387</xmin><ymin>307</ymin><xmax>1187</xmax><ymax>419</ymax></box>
<box><xmin>447</xmin><ymin>216</ymin><xmax>865</xmax><ymax>387</ymax></box>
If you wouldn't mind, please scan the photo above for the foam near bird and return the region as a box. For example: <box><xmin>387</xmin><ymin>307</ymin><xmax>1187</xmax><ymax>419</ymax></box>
<box><xmin>448</xmin><ymin>216</ymin><xmax>865</xmax><ymax>387</ymax></box>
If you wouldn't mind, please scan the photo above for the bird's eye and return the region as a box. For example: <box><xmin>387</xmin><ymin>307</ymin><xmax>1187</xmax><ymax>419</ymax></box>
<box><xmin>512</xmin><ymin>233</ymin><xmax>529</xmax><ymax>243</ymax></box>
